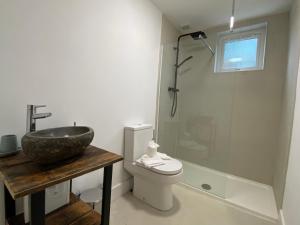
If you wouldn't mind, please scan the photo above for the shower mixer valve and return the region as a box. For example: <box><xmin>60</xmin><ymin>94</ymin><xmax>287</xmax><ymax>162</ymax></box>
<box><xmin>168</xmin><ymin>87</ymin><xmax>180</xmax><ymax>93</ymax></box>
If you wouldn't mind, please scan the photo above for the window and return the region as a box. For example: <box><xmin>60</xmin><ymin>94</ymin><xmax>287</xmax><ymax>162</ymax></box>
<box><xmin>214</xmin><ymin>23</ymin><xmax>267</xmax><ymax>73</ymax></box>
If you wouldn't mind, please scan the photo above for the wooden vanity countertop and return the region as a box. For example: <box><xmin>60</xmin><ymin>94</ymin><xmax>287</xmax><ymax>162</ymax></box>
<box><xmin>0</xmin><ymin>145</ymin><xmax>123</xmax><ymax>199</ymax></box>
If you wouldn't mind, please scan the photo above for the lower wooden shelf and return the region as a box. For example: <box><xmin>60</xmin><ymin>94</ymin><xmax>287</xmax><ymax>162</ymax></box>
<box><xmin>7</xmin><ymin>194</ymin><xmax>101</xmax><ymax>225</ymax></box>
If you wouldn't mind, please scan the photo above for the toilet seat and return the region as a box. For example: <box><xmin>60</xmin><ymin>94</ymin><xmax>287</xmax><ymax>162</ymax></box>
<box><xmin>137</xmin><ymin>158</ymin><xmax>183</xmax><ymax>175</ymax></box>
<box><xmin>151</xmin><ymin>158</ymin><xmax>182</xmax><ymax>175</ymax></box>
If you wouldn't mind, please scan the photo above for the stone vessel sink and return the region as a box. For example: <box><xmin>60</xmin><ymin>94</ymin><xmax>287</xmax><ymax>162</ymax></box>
<box><xmin>22</xmin><ymin>126</ymin><xmax>94</xmax><ymax>164</ymax></box>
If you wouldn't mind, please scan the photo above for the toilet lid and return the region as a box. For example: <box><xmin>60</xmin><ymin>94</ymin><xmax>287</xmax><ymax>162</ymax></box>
<box><xmin>150</xmin><ymin>158</ymin><xmax>183</xmax><ymax>175</ymax></box>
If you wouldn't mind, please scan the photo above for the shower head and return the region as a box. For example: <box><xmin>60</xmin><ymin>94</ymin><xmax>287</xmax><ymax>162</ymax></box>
<box><xmin>178</xmin><ymin>31</ymin><xmax>207</xmax><ymax>41</ymax></box>
<box><xmin>189</xmin><ymin>31</ymin><xmax>215</xmax><ymax>55</ymax></box>
<box><xmin>190</xmin><ymin>31</ymin><xmax>207</xmax><ymax>40</ymax></box>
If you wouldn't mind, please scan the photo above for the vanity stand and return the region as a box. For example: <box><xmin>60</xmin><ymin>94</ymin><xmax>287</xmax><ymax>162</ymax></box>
<box><xmin>0</xmin><ymin>145</ymin><xmax>123</xmax><ymax>225</ymax></box>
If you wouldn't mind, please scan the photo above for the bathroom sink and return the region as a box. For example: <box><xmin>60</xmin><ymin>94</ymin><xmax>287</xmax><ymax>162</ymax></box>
<box><xmin>22</xmin><ymin>126</ymin><xmax>94</xmax><ymax>164</ymax></box>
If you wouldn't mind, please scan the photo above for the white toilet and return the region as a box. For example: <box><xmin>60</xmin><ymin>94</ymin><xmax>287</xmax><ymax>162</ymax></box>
<box><xmin>124</xmin><ymin>124</ymin><xmax>183</xmax><ymax>211</ymax></box>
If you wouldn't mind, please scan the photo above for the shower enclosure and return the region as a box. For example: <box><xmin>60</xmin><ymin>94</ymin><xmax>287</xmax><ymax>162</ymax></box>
<box><xmin>156</xmin><ymin>20</ymin><xmax>280</xmax><ymax>220</ymax></box>
<box><xmin>156</xmin><ymin>32</ymin><xmax>235</xmax><ymax>198</ymax></box>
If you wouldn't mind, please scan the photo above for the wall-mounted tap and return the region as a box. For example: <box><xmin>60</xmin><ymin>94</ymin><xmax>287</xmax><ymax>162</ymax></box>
<box><xmin>26</xmin><ymin>105</ymin><xmax>52</xmax><ymax>132</ymax></box>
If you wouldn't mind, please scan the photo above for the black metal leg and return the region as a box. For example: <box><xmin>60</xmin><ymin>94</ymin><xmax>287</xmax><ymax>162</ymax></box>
<box><xmin>30</xmin><ymin>190</ymin><xmax>45</xmax><ymax>225</ymax></box>
<box><xmin>101</xmin><ymin>165</ymin><xmax>113</xmax><ymax>225</ymax></box>
<box><xmin>4</xmin><ymin>185</ymin><xmax>16</xmax><ymax>219</ymax></box>
<box><xmin>70</xmin><ymin>179</ymin><xmax>73</xmax><ymax>193</ymax></box>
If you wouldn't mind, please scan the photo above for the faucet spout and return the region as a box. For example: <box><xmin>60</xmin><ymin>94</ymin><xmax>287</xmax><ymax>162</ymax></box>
<box><xmin>32</xmin><ymin>112</ymin><xmax>52</xmax><ymax>119</ymax></box>
<box><xmin>26</xmin><ymin>105</ymin><xmax>52</xmax><ymax>132</ymax></box>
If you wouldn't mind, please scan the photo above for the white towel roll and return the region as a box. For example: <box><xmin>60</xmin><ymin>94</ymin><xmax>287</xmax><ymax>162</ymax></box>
<box><xmin>146</xmin><ymin>140</ymin><xmax>160</xmax><ymax>157</ymax></box>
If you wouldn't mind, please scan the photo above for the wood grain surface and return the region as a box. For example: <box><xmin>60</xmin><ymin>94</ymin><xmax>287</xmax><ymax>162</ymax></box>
<box><xmin>7</xmin><ymin>194</ymin><xmax>101</xmax><ymax>225</ymax></box>
<box><xmin>0</xmin><ymin>145</ymin><xmax>123</xmax><ymax>199</ymax></box>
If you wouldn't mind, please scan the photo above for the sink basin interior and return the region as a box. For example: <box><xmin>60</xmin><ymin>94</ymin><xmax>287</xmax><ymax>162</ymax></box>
<box><xmin>29</xmin><ymin>127</ymin><xmax>92</xmax><ymax>138</ymax></box>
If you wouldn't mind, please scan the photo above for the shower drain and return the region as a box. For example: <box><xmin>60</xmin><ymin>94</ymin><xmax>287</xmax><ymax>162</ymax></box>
<box><xmin>201</xmin><ymin>184</ymin><xmax>212</xmax><ymax>191</ymax></box>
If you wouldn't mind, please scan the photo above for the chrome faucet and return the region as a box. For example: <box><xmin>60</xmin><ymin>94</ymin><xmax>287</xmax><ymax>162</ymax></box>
<box><xmin>26</xmin><ymin>105</ymin><xmax>52</xmax><ymax>132</ymax></box>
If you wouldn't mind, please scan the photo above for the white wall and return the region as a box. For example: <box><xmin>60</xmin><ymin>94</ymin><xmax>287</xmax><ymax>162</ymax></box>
<box><xmin>274</xmin><ymin>0</ymin><xmax>300</xmax><ymax>209</ymax></box>
<box><xmin>282</xmin><ymin>61</ymin><xmax>300</xmax><ymax>225</ymax></box>
<box><xmin>0</xmin><ymin>0</ymin><xmax>162</xmax><ymax>216</ymax></box>
<box><xmin>281</xmin><ymin>0</ymin><xmax>300</xmax><ymax>224</ymax></box>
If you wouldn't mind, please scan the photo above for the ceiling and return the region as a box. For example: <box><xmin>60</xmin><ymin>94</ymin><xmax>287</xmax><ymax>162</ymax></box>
<box><xmin>151</xmin><ymin>0</ymin><xmax>293</xmax><ymax>31</ymax></box>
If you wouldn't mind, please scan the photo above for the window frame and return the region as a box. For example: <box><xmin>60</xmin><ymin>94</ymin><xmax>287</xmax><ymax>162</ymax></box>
<box><xmin>214</xmin><ymin>23</ymin><xmax>267</xmax><ymax>73</ymax></box>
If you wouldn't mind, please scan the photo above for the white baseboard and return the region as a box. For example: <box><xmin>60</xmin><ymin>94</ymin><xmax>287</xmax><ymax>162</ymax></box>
<box><xmin>279</xmin><ymin>210</ymin><xmax>286</xmax><ymax>225</ymax></box>
<box><xmin>111</xmin><ymin>178</ymin><xmax>133</xmax><ymax>202</ymax></box>
<box><xmin>94</xmin><ymin>178</ymin><xmax>133</xmax><ymax>212</ymax></box>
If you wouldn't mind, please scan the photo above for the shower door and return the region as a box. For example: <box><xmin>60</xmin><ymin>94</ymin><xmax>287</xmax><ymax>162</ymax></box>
<box><xmin>157</xmin><ymin>40</ymin><xmax>235</xmax><ymax>198</ymax></box>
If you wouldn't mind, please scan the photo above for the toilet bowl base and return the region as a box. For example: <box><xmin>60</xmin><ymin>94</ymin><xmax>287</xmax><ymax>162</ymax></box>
<box><xmin>133</xmin><ymin>175</ymin><xmax>173</xmax><ymax>211</ymax></box>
